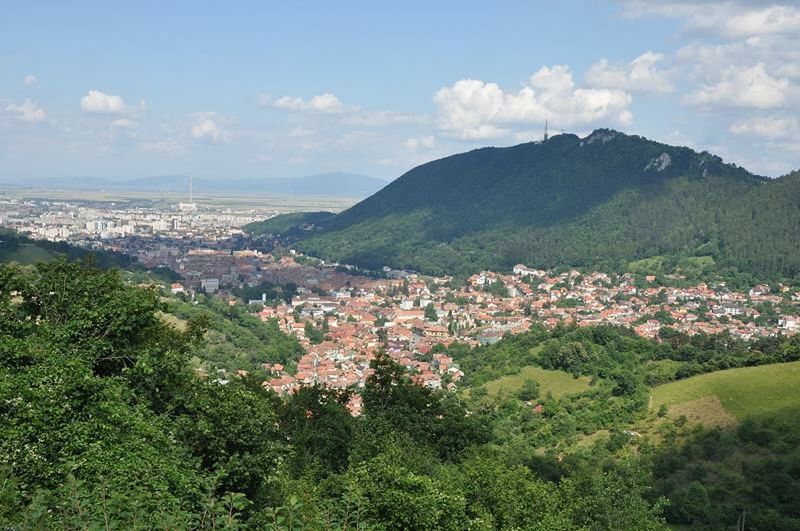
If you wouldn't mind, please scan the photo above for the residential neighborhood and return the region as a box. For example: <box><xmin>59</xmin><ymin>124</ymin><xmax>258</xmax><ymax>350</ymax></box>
<box><xmin>179</xmin><ymin>252</ymin><xmax>799</xmax><ymax>410</ymax></box>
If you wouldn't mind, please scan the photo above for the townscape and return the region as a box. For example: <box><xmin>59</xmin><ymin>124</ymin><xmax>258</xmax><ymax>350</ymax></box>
<box><xmin>9</xmin><ymin>196</ymin><xmax>799</xmax><ymax>415</ymax></box>
<box><xmin>217</xmin><ymin>253</ymin><xmax>800</xmax><ymax>404</ymax></box>
<box><xmin>0</xmin><ymin>196</ymin><xmax>272</xmax><ymax>245</ymax></box>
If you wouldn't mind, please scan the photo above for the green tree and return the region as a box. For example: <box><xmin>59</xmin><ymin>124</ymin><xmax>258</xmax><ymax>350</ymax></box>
<box><xmin>424</xmin><ymin>302</ymin><xmax>438</xmax><ymax>321</ymax></box>
<box><xmin>516</xmin><ymin>379</ymin><xmax>541</xmax><ymax>401</ymax></box>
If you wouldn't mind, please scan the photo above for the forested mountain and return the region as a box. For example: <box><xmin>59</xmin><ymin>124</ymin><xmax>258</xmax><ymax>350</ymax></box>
<box><xmin>249</xmin><ymin>130</ymin><xmax>800</xmax><ymax>282</ymax></box>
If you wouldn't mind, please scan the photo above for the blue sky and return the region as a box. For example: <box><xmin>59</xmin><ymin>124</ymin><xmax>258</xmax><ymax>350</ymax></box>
<box><xmin>1</xmin><ymin>1</ymin><xmax>798</xmax><ymax>181</ymax></box>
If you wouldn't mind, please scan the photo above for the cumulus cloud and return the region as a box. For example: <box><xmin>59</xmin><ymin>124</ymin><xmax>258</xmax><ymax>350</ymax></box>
<box><xmin>685</xmin><ymin>63</ymin><xmax>790</xmax><ymax>109</ymax></box>
<box><xmin>269</xmin><ymin>92</ymin><xmax>425</xmax><ymax>128</ymax></box>
<box><xmin>722</xmin><ymin>5</ymin><xmax>800</xmax><ymax>38</ymax></box>
<box><xmin>585</xmin><ymin>51</ymin><xmax>674</xmax><ymax>93</ymax></box>
<box><xmin>676</xmin><ymin>35</ymin><xmax>800</xmax><ymax>82</ymax></box>
<box><xmin>729</xmin><ymin>115</ymin><xmax>799</xmax><ymax>139</ymax></box>
<box><xmin>80</xmin><ymin>90</ymin><xmax>132</xmax><ymax>114</ymax></box>
<box><xmin>190</xmin><ymin>118</ymin><xmax>231</xmax><ymax>143</ymax></box>
<box><xmin>404</xmin><ymin>135</ymin><xmax>436</xmax><ymax>150</ymax></box>
<box><xmin>433</xmin><ymin>65</ymin><xmax>633</xmax><ymax>139</ymax></box>
<box><xmin>620</xmin><ymin>1</ymin><xmax>800</xmax><ymax>38</ymax></box>
<box><xmin>5</xmin><ymin>98</ymin><xmax>47</xmax><ymax>123</ymax></box>
<box><xmin>23</xmin><ymin>74</ymin><xmax>37</xmax><ymax>86</ymax></box>
<box><xmin>274</xmin><ymin>93</ymin><xmax>344</xmax><ymax>113</ymax></box>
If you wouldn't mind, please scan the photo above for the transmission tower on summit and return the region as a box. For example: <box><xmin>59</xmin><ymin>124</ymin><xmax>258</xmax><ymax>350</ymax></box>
<box><xmin>543</xmin><ymin>120</ymin><xmax>549</xmax><ymax>142</ymax></box>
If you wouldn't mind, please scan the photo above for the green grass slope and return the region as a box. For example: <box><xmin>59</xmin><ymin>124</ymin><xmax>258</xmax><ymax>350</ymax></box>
<box><xmin>651</xmin><ymin>361</ymin><xmax>800</xmax><ymax>422</ymax></box>
<box><xmin>483</xmin><ymin>365</ymin><xmax>592</xmax><ymax>399</ymax></box>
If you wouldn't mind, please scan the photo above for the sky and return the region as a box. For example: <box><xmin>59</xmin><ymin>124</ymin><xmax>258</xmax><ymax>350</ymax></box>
<box><xmin>1</xmin><ymin>0</ymin><xmax>798</xmax><ymax>181</ymax></box>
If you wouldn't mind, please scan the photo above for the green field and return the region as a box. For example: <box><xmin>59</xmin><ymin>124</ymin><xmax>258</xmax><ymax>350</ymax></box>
<box><xmin>628</xmin><ymin>255</ymin><xmax>715</xmax><ymax>278</ymax></box>
<box><xmin>483</xmin><ymin>365</ymin><xmax>593</xmax><ymax>399</ymax></box>
<box><xmin>651</xmin><ymin>361</ymin><xmax>800</xmax><ymax>422</ymax></box>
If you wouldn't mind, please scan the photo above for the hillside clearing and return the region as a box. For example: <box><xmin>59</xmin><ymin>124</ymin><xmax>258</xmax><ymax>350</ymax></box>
<box><xmin>483</xmin><ymin>365</ymin><xmax>593</xmax><ymax>399</ymax></box>
<box><xmin>651</xmin><ymin>361</ymin><xmax>800</xmax><ymax>423</ymax></box>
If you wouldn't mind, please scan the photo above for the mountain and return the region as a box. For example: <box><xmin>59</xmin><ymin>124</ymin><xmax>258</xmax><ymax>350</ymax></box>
<box><xmin>1</xmin><ymin>172</ymin><xmax>387</xmax><ymax>198</ymax></box>
<box><xmin>248</xmin><ymin>129</ymin><xmax>800</xmax><ymax>281</ymax></box>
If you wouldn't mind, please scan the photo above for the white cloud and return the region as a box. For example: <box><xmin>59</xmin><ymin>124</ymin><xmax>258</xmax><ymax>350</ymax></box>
<box><xmin>404</xmin><ymin>135</ymin><xmax>436</xmax><ymax>150</ymax></box>
<box><xmin>585</xmin><ymin>51</ymin><xmax>674</xmax><ymax>93</ymax></box>
<box><xmin>676</xmin><ymin>35</ymin><xmax>800</xmax><ymax>81</ymax></box>
<box><xmin>617</xmin><ymin>109</ymin><xmax>634</xmax><ymax>126</ymax></box>
<box><xmin>433</xmin><ymin>65</ymin><xmax>633</xmax><ymax>139</ymax></box>
<box><xmin>23</xmin><ymin>74</ymin><xmax>37</xmax><ymax>86</ymax></box>
<box><xmin>685</xmin><ymin>63</ymin><xmax>790</xmax><ymax>109</ymax></box>
<box><xmin>190</xmin><ymin>118</ymin><xmax>231</xmax><ymax>143</ymax></box>
<box><xmin>620</xmin><ymin>2</ymin><xmax>800</xmax><ymax>38</ymax></box>
<box><xmin>271</xmin><ymin>93</ymin><xmax>425</xmax><ymax>128</ymax></box>
<box><xmin>722</xmin><ymin>5</ymin><xmax>800</xmax><ymax>38</ymax></box>
<box><xmin>274</xmin><ymin>93</ymin><xmax>344</xmax><ymax>113</ymax></box>
<box><xmin>5</xmin><ymin>98</ymin><xmax>47</xmax><ymax>123</ymax></box>
<box><xmin>257</xmin><ymin>93</ymin><xmax>271</xmax><ymax>107</ymax></box>
<box><xmin>80</xmin><ymin>90</ymin><xmax>131</xmax><ymax>114</ymax></box>
<box><xmin>729</xmin><ymin>115</ymin><xmax>799</xmax><ymax>139</ymax></box>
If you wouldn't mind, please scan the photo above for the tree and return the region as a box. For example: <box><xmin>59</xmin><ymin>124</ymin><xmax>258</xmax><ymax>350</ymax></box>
<box><xmin>516</xmin><ymin>379</ymin><xmax>540</xmax><ymax>401</ymax></box>
<box><xmin>0</xmin><ymin>260</ymin><xmax>206</xmax><ymax>521</ymax></box>
<box><xmin>278</xmin><ymin>385</ymin><xmax>354</xmax><ymax>475</ymax></box>
<box><xmin>424</xmin><ymin>302</ymin><xmax>438</xmax><ymax>321</ymax></box>
<box><xmin>304</xmin><ymin>321</ymin><xmax>324</xmax><ymax>344</ymax></box>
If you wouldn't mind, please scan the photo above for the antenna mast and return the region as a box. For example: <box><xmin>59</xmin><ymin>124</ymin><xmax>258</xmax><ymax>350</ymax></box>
<box><xmin>543</xmin><ymin>120</ymin><xmax>549</xmax><ymax>142</ymax></box>
<box><xmin>189</xmin><ymin>175</ymin><xmax>193</xmax><ymax>203</ymax></box>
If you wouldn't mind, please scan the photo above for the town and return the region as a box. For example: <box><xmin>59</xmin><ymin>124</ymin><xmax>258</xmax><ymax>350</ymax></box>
<box><xmin>0</xmin><ymin>195</ymin><xmax>270</xmax><ymax>244</ymax></box>
<box><xmin>4</xmin><ymin>195</ymin><xmax>799</xmax><ymax>414</ymax></box>
<box><xmin>224</xmin><ymin>254</ymin><xmax>799</xmax><ymax>408</ymax></box>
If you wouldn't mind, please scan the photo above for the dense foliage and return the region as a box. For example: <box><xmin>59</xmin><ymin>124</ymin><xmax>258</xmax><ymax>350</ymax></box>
<box><xmin>249</xmin><ymin>131</ymin><xmax>800</xmax><ymax>283</ymax></box>
<box><xmin>649</xmin><ymin>416</ymin><xmax>800</xmax><ymax>529</ymax></box>
<box><xmin>0</xmin><ymin>260</ymin><xmax>673</xmax><ymax>529</ymax></box>
<box><xmin>244</xmin><ymin>211</ymin><xmax>334</xmax><ymax>239</ymax></box>
<box><xmin>166</xmin><ymin>295</ymin><xmax>305</xmax><ymax>374</ymax></box>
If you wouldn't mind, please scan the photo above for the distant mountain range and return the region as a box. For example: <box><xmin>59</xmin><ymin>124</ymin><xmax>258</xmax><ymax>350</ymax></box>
<box><xmin>0</xmin><ymin>172</ymin><xmax>388</xmax><ymax>198</ymax></box>
<box><xmin>247</xmin><ymin>129</ymin><xmax>800</xmax><ymax>282</ymax></box>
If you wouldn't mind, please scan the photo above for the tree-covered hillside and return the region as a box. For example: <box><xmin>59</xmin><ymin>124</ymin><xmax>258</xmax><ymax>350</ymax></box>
<box><xmin>247</xmin><ymin>131</ymin><xmax>800</xmax><ymax>282</ymax></box>
<box><xmin>2</xmin><ymin>260</ymin><xmax>799</xmax><ymax>528</ymax></box>
<box><xmin>0</xmin><ymin>228</ymin><xmax>138</xmax><ymax>270</ymax></box>
<box><xmin>0</xmin><ymin>260</ymin><xmax>671</xmax><ymax>529</ymax></box>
